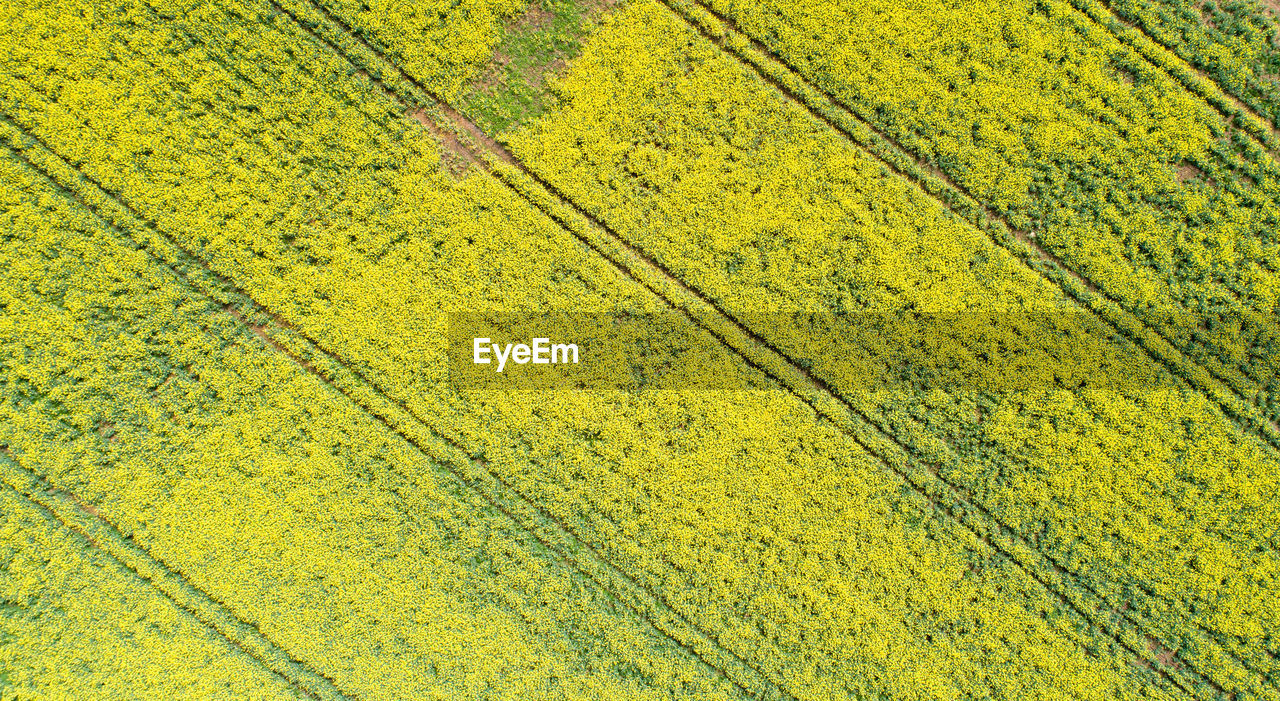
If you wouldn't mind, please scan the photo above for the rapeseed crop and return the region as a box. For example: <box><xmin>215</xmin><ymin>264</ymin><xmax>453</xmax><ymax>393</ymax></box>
<box><xmin>0</xmin><ymin>146</ymin><xmax>1165</xmax><ymax>697</ymax></box>
<box><xmin>320</xmin><ymin>0</ymin><xmax>1280</xmax><ymax>693</ymax></box>
<box><xmin>501</xmin><ymin>3</ymin><xmax>1280</xmax><ymax>694</ymax></box>
<box><xmin>699</xmin><ymin>0</ymin><xmax>1280</xmax><ymax>424</ymax></box>
<box><xmin>1107</xmin><ymin>0</ymin><xmax>1280</xmax><ymax>129</ymax></box>
<box><xmin>0</xmin><ymin>155</ymin><xmax>744</xmax><ymax>700</ymax></box>
<box><xmin>0</xmin><ymin>0</ymin><xmax>1275</xmax><ymax>698</ymax></box>
<box><xmin>0</xmin><ymin>486</ymin><xmax>302</xmax><ymax>699</ymax></box>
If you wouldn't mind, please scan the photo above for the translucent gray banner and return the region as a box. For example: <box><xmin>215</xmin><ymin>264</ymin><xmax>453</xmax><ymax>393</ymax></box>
<box><xmin>446</xmin><ymin>311</ymin><xmax>1279</xmax><ymax>393</ymax></box>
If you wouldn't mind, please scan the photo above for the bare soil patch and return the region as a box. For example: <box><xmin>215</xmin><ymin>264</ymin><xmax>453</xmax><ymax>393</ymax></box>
<box><xmin>1146</xmin><ymin>636</ymin><xmax>1183</xmax><ymax>670</ymax></box>
<box><xmin>1113</xmin><ymin>63</ymin><xmax>1138</xmax><ymax>85</ymax></box>
<box><xmin>439</xmin><ymin>103</ymin><xmax>520</xmax><ymax>168</ymax></box>
<box><xmin>1199</xmin><ymin>3</ymin><xmax>1220</xmax><ymax>31</ymax></box>
<box><xmin>95</xmin><ymin>420</ymin><xmax>117</xmax><ymax>443</ymax></box>
<box><xmin>1176</xmin><ymin>162</ymin><xmax>1204</xmax><ymax>182</ymax></box>
<box><xmin>465</xmin><ymin>0</ymin><xmax>628</xmax><ymax>120</ymax></box>
<box><xmin>408</xmin><ymin>107</ymin><xmax>479</xmax><ymax>175</ymax></box>
<box><xmin>68</xmin><ymin>492</ymin><xmax>103</xmax><ymax>520</ymax></box>
<box><xmin>514</xmin><ymin>3</ymin><xmax>554</xmax><ymax>30</ymax></box>
<box><xmin>1175</xmin><ymin>161</ymin><xmax>1220</xmax><ymax>188</ymax></box>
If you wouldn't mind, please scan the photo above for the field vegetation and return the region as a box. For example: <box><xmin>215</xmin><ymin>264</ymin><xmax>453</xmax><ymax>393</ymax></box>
<box><xmin>1107</xmin><ymin>0</ymin><xmax>1280</xmax><ymax>129</ymax></box>
<box><xmin>1</xmin><ymin>0</ymin><xmax>1277</xmax><ymax>699</ymax></box>
<box><xmin>0</xmin><ymin>480</ymin><xmax>304</xmax><ymax>699</ymax></box>
<box><xmin>683</xmin><ymin>0</ymin><xmax>1280</xmax><ymax>426</ymax></box>
<box><xmin>310</xmin><ymin>0</ymin><xmax>1280</xmax><ymax>694</ymax></box>
<box><xmin>0</xmin><ymin>7</ymin><xmax>1159</xmax><ymax>691</ymax></box>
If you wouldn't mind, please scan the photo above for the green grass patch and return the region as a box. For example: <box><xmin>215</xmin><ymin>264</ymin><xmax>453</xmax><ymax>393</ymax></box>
<box><xmin>458</xmin><ymin>0</ymin><xmax>623</xmax><ymax>134</ymax></box>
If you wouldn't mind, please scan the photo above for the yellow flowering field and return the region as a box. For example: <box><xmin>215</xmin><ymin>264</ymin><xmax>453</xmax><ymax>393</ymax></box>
<box><xmin>687</xmin><ymin>0</ymin><xmax>1280</xmax><ymax>425</ymax></box>
<box><xmin>1</xmin><ymin>0</ymin><xmax>1277</xmax><ymax>699</ymax></box>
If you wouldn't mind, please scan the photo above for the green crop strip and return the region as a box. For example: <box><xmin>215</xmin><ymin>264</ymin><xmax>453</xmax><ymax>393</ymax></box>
<box><xmin>455</xmin><ymin>0</ymin><xmax>625</xmax><ymax>134</ymax></box>
<box><xmin>0</xmin><ymin>452</ymin><xmax>344</xmax><ymax>701</ymax></box>
<box><xmin>656</xmin><ymin>0</ymin><xmax>1280</xmax><ymax>457</ymax></box>
<box><xmin>0</xmin><ymin>142</ymin><xmax>757</xmax><ymax>699</ymax></box>
<box><xmin>10</xmin><ymin>0</ymin><xmax>1280</xmax><ymax>695</ymax></box>
<box><xmin>0</xmin><ymin>133</ymin><xmax>767</xmax><ymax>701</ymax></box>
<box><xmin>218</xmin><ymin>9</ymin><xmax>1213</xmax><ymax>698</ymax></box>
<box><xmin>0</xmin><ymin>1</ymin><xmax>1180</xmax><ymax>696</ymax></box>
<box><xmin>696</xmin><ymin>0</ymin><xmax>1280</xmax><ymax>432</ymax></box>
<box><xmin>7</xmin><ymin>2</ymin><xmax>1239</xmax><ymax>695</ymax></box>
<box><xmin>1101</xmin><ymin>0</ymin><xmax>1280</xmax><ymax>133</ymax></box>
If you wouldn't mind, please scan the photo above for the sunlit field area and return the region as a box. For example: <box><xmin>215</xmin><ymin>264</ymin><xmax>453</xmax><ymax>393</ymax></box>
<box><xmin>3</xmin><ymin>0</ymin><xmax>1280</xmax><ymax>698</ymax></box>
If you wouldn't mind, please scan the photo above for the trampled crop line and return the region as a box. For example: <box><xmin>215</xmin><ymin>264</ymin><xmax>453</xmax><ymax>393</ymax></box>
<box><xmin>684</xmin><ymin>0</ymin><xmax>1280</xmax><ymax>426</ymax></box>
<box><xmin>662</xmin><ymin>0</ymin><xmax>1280</xmax><ymax>457</ymax></box>
<box><xmin>653</xmin><ymin>0</ymin><xmax>1280</xmax><ymax>689</ymax></box>
<box><xmin>249</xmin><ymin>1</ymin><xmax>1228</xmax><ymax>696</ymax></box>
<box><xmin>0</xmin><ymin>448</ymin><xmax>351</xmax><ymax>701</ymax></box>
<box><xmin>0</xmin><ymin>140</ymin><xmax>755</xmax><ymax>700</ymax></box>
<box><xmin>662</xmin><ymin>0</ymin><xmax>1280</xmax><ymax>665</ymax></box>
<box><xmin>98</xmin><ymin>0</ymin><xmax>1275</xmax><ymax>692</ymax></box>
<box><xmin>1079</xmin><ymin>0</ymin><xmax>1280</xmax><ymax>149</ymax></box>
<box><xmin>7</xmin><ymin>0</ymin><xmax>1228</xmax><ymax>690</ymax></box>
<box><xmin>0</xmin><ymin>6</ymin><xmax>1233</xmax><ymax>698</ymax></box>
<box><xmin>265</xmin><ymin>0</ymin><xmax>1255</xmax><ymax>695</ymax></box>
<box><xmin>0</xmin><ymin>119</ymin><xmax>779</xmax><ymax>701</ymax></box>
<box><xmin>0</xmin><ymin>23</ymin><xmax>1142</xmax><ymax>701</ymax></box>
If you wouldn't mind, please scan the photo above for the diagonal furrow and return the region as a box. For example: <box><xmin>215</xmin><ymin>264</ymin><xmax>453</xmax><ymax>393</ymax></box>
<box><xmin>630</xmin><ymin>0</ymin><xmax>1280</xmax><ymax>687</ymax></box>
<box><xmin>0</xmin><ymin>448</ymin><xmax>351</xmax><ymax>701</ymax></box>
<box><xmin>0</xmin><ymin>121</ymin><xmax>781</xmax><ymax>701</ymax></box>
<box><xmin>663</xmin><ymin>0</ymin><xmax>1280</xmax><ymax>454</ymax></box>
<box><xmin>7</xmin><ymin>1</ymin><xmax>1264</xmax><ymax>694</ymax></box>
<box><xmin>1083</xmin><ymin>0</ymin><xmax>1280</xmax><ymax>148</ymax></box>
<box><xmin>645</xmin><ymin>0</ymin><xmax>1280</xmax><ymax>679</ymax></box>
<box><xmin>6</xmin><ymin>1</ymin><xmax>1268</xmax><ymax>697</ymax></box>
<box><xmin>271</xmin><ymin>0</ymin><xmax>1274</xmax><ymax>694</ymax></box>
<box><xmin>131</xmin><ymin>1</ymin><xmax>1232</xmax><ymax>695</ymax></box>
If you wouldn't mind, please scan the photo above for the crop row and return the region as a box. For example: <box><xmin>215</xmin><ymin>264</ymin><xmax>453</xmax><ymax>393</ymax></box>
<box><xmin>301</xmin><ymin>0</ymin><xmax>1280</xmax><ymax>694</ymax></box>
<box><xmin>314</xmin><ymin>0</ymin><xmax>524</xmax><ymax>100</ymax></box>
<box><xmin>656</xmin><ymin>0</ymin><xmax>1278</xmax><ymax>446</ymax></box>
<box><xmin>32</xmin><ymin>0</ymin><xmax>1280</xmax><ymax>690</ymax></box>
<box><xmin>0</xmin><ymin>129</ymin><xmax>1159</xmax><ymax>700</ymax></box>
<box><xmin>0</xmin><ymin>451</ymin><xmax>348</xmax><ymax>700</ymax></box>
<box><xmin>501</xmin><ymin>2</ymin><xmax>1280</xmax><ymax>693</ymax></box>
<box><xmin>1103</xmin><ymin>0</ymin><xmax>1280</xmax><ymax>131</ymax></box>
<box><xmin>0</xmin><ymin>0</ymin><xmax>1173</xmax><ymax>697</ymax></box>
<box><xmin>0</xmin><ymin>471</ymin><xmax>303</xmax><ymax>699</ymax></box>
<box><xmin>697</xmin><ymin>0</ymin><xmax>1280</xmax><ymax>421</ymax></box>
<box><xmin>0</xmin><ymin>153</ymin><xmax>744</xmax><ymax>700</ymax></box>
